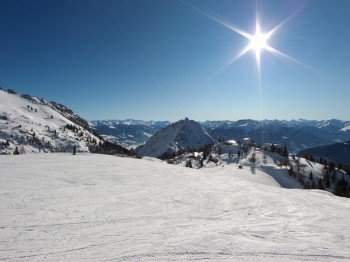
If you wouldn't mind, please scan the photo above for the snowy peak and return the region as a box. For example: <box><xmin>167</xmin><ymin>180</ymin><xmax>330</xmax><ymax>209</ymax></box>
<box><xmin>136</xmin><ymin>118</ymin><xmax>215</xmax><ymax>158</ymax></box>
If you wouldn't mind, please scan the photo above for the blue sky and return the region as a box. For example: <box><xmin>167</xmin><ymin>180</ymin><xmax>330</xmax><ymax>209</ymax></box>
<box><xmin>0</xmin><ymin>0</ymin><xmax>349</xmax><ymax>121</ymax></box>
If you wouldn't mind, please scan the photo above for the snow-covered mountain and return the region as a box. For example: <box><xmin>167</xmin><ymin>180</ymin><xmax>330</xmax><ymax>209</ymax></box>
<box><xmin>0</xmin><ymin>88</ymin><xmax>133</xmax><ymax>156</ymax></box>
<box><xmin>136</xmin><ymin>118</ymin><xmax>215</xmax><ymax>158</ymax></box>
<box><xmin>89</xmin><ymin>119</ymin><xmax>170</xmax><ymax>149</ymax></box>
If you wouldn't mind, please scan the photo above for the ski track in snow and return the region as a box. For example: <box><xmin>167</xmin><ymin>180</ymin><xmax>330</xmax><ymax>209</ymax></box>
<box><xmin>0</xmin><ymin>154</ymin><xmax>349</xmax><ymax>261</ymax></box>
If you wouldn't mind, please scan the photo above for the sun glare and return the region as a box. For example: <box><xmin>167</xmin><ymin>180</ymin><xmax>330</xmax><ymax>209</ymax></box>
<box><xmin>247</xmin><ymin>24</ymin><xmax>269</xmax><ymax>65</ymax></box>
<box><xmin>249</xmin><ymin>25</ymin><xmax>268</xmax><ymax>53</ymax></box>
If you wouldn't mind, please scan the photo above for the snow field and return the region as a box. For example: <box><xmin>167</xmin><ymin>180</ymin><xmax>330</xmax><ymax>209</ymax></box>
<box><xmin>1</xmin><ymin>154</ymin><xmax>349</xmax><ymax>261</ymax></box>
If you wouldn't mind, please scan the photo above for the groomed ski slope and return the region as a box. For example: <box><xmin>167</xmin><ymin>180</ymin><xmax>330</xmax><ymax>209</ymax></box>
<box><xmin>0</xmin><ymin>154</ymin><xmax>349</xmax><ymax>261</ymax></box>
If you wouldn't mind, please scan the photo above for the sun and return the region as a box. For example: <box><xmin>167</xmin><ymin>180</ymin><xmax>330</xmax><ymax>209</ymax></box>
<box><xmin>248</xmin><ymin>24</ymin><xmax>269</xmax><ymax>65</ymax></box>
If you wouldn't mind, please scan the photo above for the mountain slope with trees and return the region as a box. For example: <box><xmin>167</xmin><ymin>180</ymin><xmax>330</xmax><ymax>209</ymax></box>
<box><xmin>297</xmin><ymin>141</ymin><xmax>350</xmax><ymax>166</ymax></box>
<box><xmin>0</xmin><ymin>88</ymin><xmax>134</xmax><ymax>156</ymax></box>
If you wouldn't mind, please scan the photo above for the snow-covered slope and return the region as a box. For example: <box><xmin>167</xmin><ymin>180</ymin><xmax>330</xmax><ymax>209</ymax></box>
<box><xmin>0</xmin><ymin>153</ymin><xmax>349</xmax><ymax>260</ymax></box>
<box><xmin>166</xmin><ymin>142</ymin><xmax>350</xmax><ymax>197</ymax></box>
<box><xmin>0</xmin><ymin>89</ymin><xmax>131</xmax><ymax>155</ymax></box>
<box><xmin>136</xmin><ymin>118</ymin><xmax>215</xmax><ymax>158</ymax></box>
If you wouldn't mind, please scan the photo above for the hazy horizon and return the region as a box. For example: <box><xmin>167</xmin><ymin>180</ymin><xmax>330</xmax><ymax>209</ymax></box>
<box><xmin>89</xmin><ymin>117</ymin><xmax>350</xmax><ymax>122</ymax></box>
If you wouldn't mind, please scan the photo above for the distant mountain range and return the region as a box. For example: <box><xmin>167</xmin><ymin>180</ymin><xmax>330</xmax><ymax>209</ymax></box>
<box><xmin>204</xmin><ymin>119</ymin><xmax>350</xmax><ymax>153</ymax></box>
<box><xmin>135</xmin><ymin>118</ymin><xmax>215</xmax><ymax>158</ymax></box>
<box><xmin>298</xmin><ymin>141</ymin><xmax>350</xmax><ymax>165</ymax></box>
<box><xmin>89</xmin><ymin>120</ymin><xmax>170</xmax><ymax>149</ymax></box>
<box><xmin>90</xmin><ymin>118</ymin><xmax>350</xmax><ymax>153</ymax></box>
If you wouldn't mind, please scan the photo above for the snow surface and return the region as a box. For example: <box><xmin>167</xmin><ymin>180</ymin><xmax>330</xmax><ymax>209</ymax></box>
<box><xmin>1</xmin><ymin>154</ymin><xmax>349</xmax><ymax>261</ymax></box>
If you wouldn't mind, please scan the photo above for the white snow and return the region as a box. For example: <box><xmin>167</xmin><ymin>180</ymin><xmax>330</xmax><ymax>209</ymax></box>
<box><xmin>226</xmin><ymin>140</ymin><xmax>237</xmax><ymax>144</ymax></box>
<box><xmin>341</xmin><ymin>124</ymin><xmax>350</xmax><ymax>131</ymax></box>
<box><xmin>1</xmin><ymin>154</ymin><xmax>349</xmax><ymax>261</ymax></box>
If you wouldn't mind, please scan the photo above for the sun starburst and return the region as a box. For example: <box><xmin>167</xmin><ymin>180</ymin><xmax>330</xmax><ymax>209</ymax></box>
<box><xmin>181</xmin><ymin>0</ymin><xmax>312</xmax><ymax>74</ymax></box>
<box><xmin>222</xmin><ymin>18</ymin><xmax>293</xmax><ymax>72</ymax></box>
<box><xmin>246</xmin><ymin>23</ymin><xmax>270</xmax><ymax>67</ymax></box>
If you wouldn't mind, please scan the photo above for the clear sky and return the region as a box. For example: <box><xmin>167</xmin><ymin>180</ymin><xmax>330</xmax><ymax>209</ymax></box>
<box><xmin>0</xmin><ymin>0</ymin><xmax>349</xmax><ymax>121</ymax></box>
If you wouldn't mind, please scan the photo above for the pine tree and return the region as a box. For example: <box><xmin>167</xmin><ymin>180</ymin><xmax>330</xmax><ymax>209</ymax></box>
<box><xmin>337</xmin><ymin>163</ymin><xmax>343</xmax><ymax>170</ymax></box>
<box><xmin>317</xmin><ymin>178</ymin><xmax>325</xmax><ymax>190</ymax></box>
<box><xmin>251</xmin><ymin>152</ymin><xmax>256</xmax><ymax>163</ymax></box>
<box><xmin>325</xmin><ymin>176</ymin><xmax>331</xmax><ymax>188</ymax></box>
<box><xmin>288</xmin><ymin>166</ymin><xmax>293</xmax><ymax>176</ymax></box>
<box><xmin>218</xmin><ymin>147</ymin><xmax>222</xmax><ymax>155</ymax></box>
<box><xmin>319</xmin><ymin>156</ymin><xmax>323</xmax><ymax>164</ymax></box>
<box><xmin>282</xmin><ymin>145</ymin><xmax>288</xmax><ymax>157</ymax></box>
<box><xmin>186</xmin><ymin>159</ymin><xmax>192</xmax><ymax>168</ymax></box>
<box><xmin>270</xmin><ymin>144</ymin><xmax>276</xmax><ymax>152</ymax></box>
<box><xmin>13</xmin><ymin>147</ymin><xmax>20</xmax><ymax>155</ymax></box>
<box><xmin>334</xmin><ymin>177</ymin><xmax>349</xmax><ymax>197</ymax></box>
<box><xmin>309</xmin><ymin>172</ymin><xmax>314</xmax><ymax>182</ymax></box>
<box><xmin>329</xmin><ymin>162</ymin><xmax>336</xmax><ymax>171</ymax></box>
